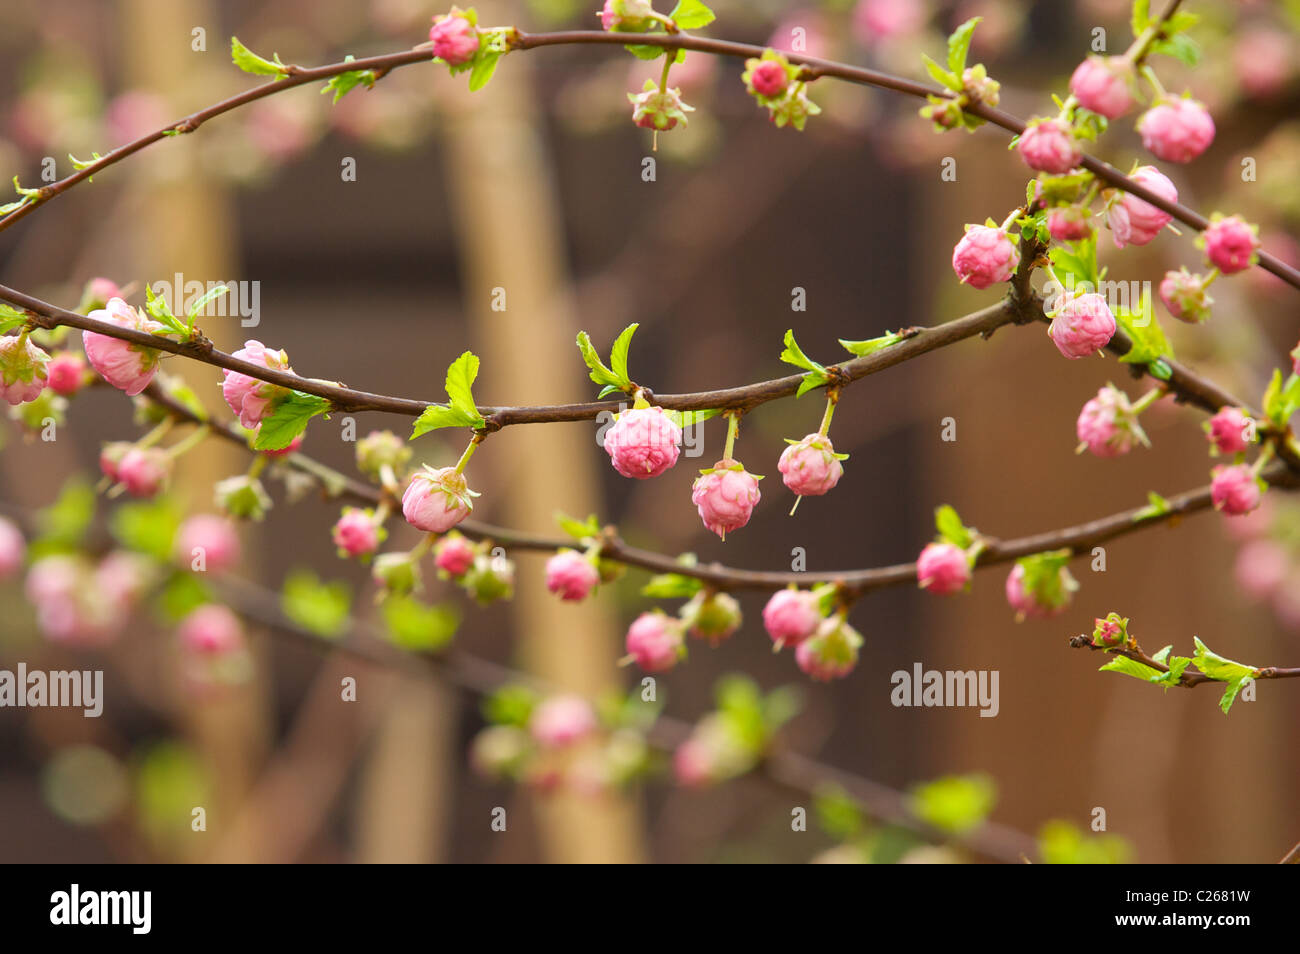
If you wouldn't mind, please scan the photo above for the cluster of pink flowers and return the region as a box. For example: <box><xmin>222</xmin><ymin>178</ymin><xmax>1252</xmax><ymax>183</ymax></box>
<box><xmin>429</xmin><ymin>8</ymin><xmax>480</xmax><ymax>66</ymax></box>
<box><xmin>221</xmin><ymin>340</ymin><xmax>293</xmax><ymax>431</ymax></box>
<box><xmin>402</xmin><ymin>465</ymin><xmax>478</xmax><ymax>533</ymax></box>
<box><xmin>951</xmin><ymin>225</ymin><xmax>1020</xmax><ymax>289</ymax></box>
<box><xmin>0</xmin><ymin>332</ymin><xmax>50</xmax><ymax>405</ymax></box>
<box><xmin>83</xmin><ymin>297</ymin><xmax>165</xmax><ymax>396</ymax></box>
<box><xmin>1075</xmin><ymin>385</ymin><xmax>1149</xmax><ymax>458</ymax></box>
<box><xmin>1047</xmin><ymin>292</ymin><xmax>1117</xmax><ymax>360</ymax></box>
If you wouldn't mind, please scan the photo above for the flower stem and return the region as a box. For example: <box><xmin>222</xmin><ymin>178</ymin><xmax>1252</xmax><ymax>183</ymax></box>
<box><xmin>722</xmin><ymin>412</ymin><xmax>740</xmax><ymax>461</ymax></box>
<box><xmin>247</xmin><ymin>454</ymin><xmax>268</xmax><ymax>479</ymax></box>
<box><xmin>1252</xmin><ymin>442</ymin><xmax>1276</xmax><ymax>476</ymax></box>
<box><xmin>1140</xmin><ymin>65</ymin><xmax>1167</xmax><ymax>101</ymax></box>
<box><xmin>454</xmin><ymin>434</ymin><xmax>483</xmax><ymax>475</ymax></box>
<box><xmin>1130</xmin><ymin>387</ymin><xmax>1164</xmax><ymax>415</ymax></box>
<box><xmin>410</xmin><ymin>533</ymin><xmax>436</xmax><ymax>560</ymax></box>
<box><xmin>659</xmin><ymin>52</ymin><xmax>673</xmax><ymax>94</ymax></box>
<box><xmin>135</xmin><ymin>417</ymin><xmax>175</xmax><ymax>450</ymax></box>
<box><xmin>817</xmin><ymin>392</ymin><xmax>839</xmax><ymax>437</ymax></box>
<box><xmin>165</xmin><ymin>424</ymin><xmax>210</xmax><ymax>460</ymax></box>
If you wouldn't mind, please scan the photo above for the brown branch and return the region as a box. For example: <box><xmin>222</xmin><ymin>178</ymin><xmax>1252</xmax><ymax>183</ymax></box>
<box><xmin>1068</xmin><ymin>632</ymin><xmax>1300</xmax><ymax>689</ymax></box>
<box><xmin>1</xmin><ymin>20</ymin><xmax>1296</xmax><ymax>289</ymax></box>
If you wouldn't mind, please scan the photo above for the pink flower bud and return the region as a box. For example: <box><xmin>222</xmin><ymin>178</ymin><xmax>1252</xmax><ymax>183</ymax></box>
<box><xmin>682</xmin><ymin>591</ymin><xmax>742</xmax><ymax>644</ymax></box>
<box><xmin>1137</xmin><ymin>98</ymin><xmax>1215</xmax><ymax>163</ymax></box>
<box><xmin>95</xmin><ymin>550</ymin><xmax>156</xmax><ymax>609</ymax></box>
<box><xmin>1090</xmin><ymin>613</ymin><xmax>1127</xmax><ymax>648</ymax></box>
<box><xmin>1047</xmin><ymin>205</ymin><xmax>1092</xmax><ymax>242</ymax></box>
<box><xmin>1235</xmin><ymin>540</ymin><xmax>1288</xmax><ymax>599</ymax></box>
<box><xmin>1048</xmin><ymin>292</ymin><xmax>1116</xmax><ymax>359</ymax></box>
<box><xmin>116</xmin><ymin>446</ymin><xmax>172</xmax><ymax>498</ymax></box>
<box><xmin>951</xmin><ymin>225</ymin><xmax>1020</xmax><ymax>289</ymax></box>
<box><xmin>778</xmin><ymin>433</ymin><xmax>845</xmax><ymax>498</ymax></box>
<box><xmin>624</xmin><ymin>611</ymin><xmax>684</xmax><ymax>672</ymax></box>
<box><xmin>530</xmin><ymin>695</ymin><xmax>598</xmax><ymax>748</ymax></box>
<box><xmin>433</xmin><ymin>531</ymin><xmax>476</xmax><ymax>578</ymax></box>
<box><xmin>1207</xmin><ymin>407</ymin><xmax>1253</xmax><ymax>456</ymax></box>
<box><xmin>1234</xmin><ymin>28</ymin><xmax>1292</xmax><ymax>99</ymax></box>
<box><xmin>430</xmin><ymin>11</ymin><xmax>479</xmax><ymax>66</ymax></box>
<box><xmin>691</xmin><ymin>458</ymin><xmax>762</xmax><ymax>540</ymax></box>
<box><xmin>1105</xmin><ymin>166</ymin><xmax>1177</xmax><ymax>248</ymax></box>
<box><xmin>1158</xmin><ymin>267</ymin><xmax>1213</xmax><ymax>323</ymax></box>
<box><xmin>402</xmin><ymin>466</ymin><xmax>476</xmax><ymax>533</ymax></box>
<box><xmin>462</xmin><ymin>552</ymin><xmax>515</xmax><ymax>604</ymax></box>
<box><xmin>852</xmin><ymin>0</ymin><xmax>925</xmax><ymax>44</ymax></box>
<box><xmin>0</xmin><ymin>333</ymin><xmax>49</xmax><ymax>405</ymax></box>
<box><xmin>673</xmin><ymin>737</ymin><xmax>715</xmax><ymax>788</ymax></box>
<box><xmin>1211</xmin><ymin>464</ymin><xmax>1263</xmax><ymax>517</ymax></box>
<box><xmin>600</xmin><ymin>0</ymin><xmax>655</xmax><ymax>32</ymax></box>
<box><xmin>1017</xmin><ymin>118</ymin><xmax>1082</xmax><ymax>174</ymax></box>
<box><xmin>178</xmin><ymin>604</ymin><xmax>245</xmax><ymax>655</ymax></box>
<box><xmin>1075</xmin><ymin>384</ymin><xmax>1146</xmax><ymax>457</ymax></box>
<box><xmin>356</xmin><ymin>429</ymin><xmax>411</xmax><ymax>478</ymax></box>
<box><xmin>86</xmin><ymin>277</ymin><xmax>123</xmax><ymax>306</ymax></box>
<box><xmin>762</xmin><ymin>588</ymin><xmax>821</xmax><ymax>649</ymax></box>
<box><xmin>917</xmin><ymin>542</ymin><xmax>970</xmax><ymax>594</ymax></box>
<box><xmin>1068</xmin><ymin>56</ymin><xmax>1135</xmax><ymax>119</ymax></box>
<box><xmin>1201</xmin><ymin>214</ymin><xmax>1259</xmax><ymax>275</ymax></box>
<box><xmin>333</xmin><ymin>508</ymin><xmax>380</xmax><ymax>558</ymax></box>
<box><xmin>99</xmin><ymin>441</ymin><xmax>132</xmax><ymax>481</ymax></box>
<box><xmin>603</xmin><ymin>406</ymin><xmax>682</xmax><ymax>479</ymax></box>
<box><xmin>0</xmin><ymin>516</ymin><xmax>25</xmax><ymax>580</ymax></box>
<box><xmin>45</xmin><ymin>352</ymin><xmax>85</xmax><ymax>396</ymax></box>
<box><xmin>628</xmin><ymin>80</ymin><xmax>695</xmax><ymax>131</ymax></box>
<box><xmin>214</xmin><ymin>474</ymin><xmax>272</xmax><ymax>521</ymax></box>
<box><xmin>795</xmin><ymin>616</ymin><xmax>863</xmax><ymax>681</ymax></box>
<box><xmin>1004</xmin><ymin>561</ymin><xmax>1075</xmax><ymax>620</ymax></box>
<box><xmin>175</xmin><ymin>514</ymin><xmax>241</xmax><ymax>573</ymax></box>
<box><xmin>221</xmin><ymin>340</ymin><xmax>292</xmax><ymax>430</ymax></box>
<box><xmin>747</xmin><ymin>59</ymin><xmax>790</xmax><ymax>99</ymax></box>
<box><xmin>545</xmin><ymin>549</ymin><xmax>600</xmax><ymax>602</ymax></box>
<box><xmin>82</xmin><ymin>298</ymin><xmax>165</xmax><ymax>396</ymax></box>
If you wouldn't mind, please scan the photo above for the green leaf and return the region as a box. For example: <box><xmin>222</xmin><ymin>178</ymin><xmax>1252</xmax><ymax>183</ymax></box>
<box><xmin>0</xmin><ymin>312</ymin><xmax>27</xmax><ymax>335</ymax></box>
<box><xmin>154</xmin><ymin>572</ymin><xmax>212</xmax><ymax>622</ymax></box>
<box><xmin>444</xmin><ymin>351</ymin><xmax>482</xmax><ymax>421</ymax></box>
<box><xmin>468</xmin><ymin>49</ymin><xmax>502</xmax><ymax>92</ymax></box>
<box><xmin>281</xmin><ymin>570</ymin><xmax>351</xmax><ymax>639</ymax></box>
<box><xmin>110</xmin><ymin>497</ymin><xmax>182</xmax><ymax>561</ymax></box>
<box><xmin>186</xmin><ymin>284</ymin><xmax>230</xmax><ymax>323</ymax></box>
<box><xmin>482</xmin><ymin>685</ymin><xmax>538</xmax><ymax>727</ymax></box>
<box><xmin>37</xmin><ymin>478</ymin><xmax>96</xmax><ymax>547</ymax></box>
<box><xmin>934</xmin><ymin>504</ymin><xmax>973</xmax><ymax>549</ymax></box>
<box><xmin>779</xmin><ymin>329</ymin><xmax>824</xmax><ymax>374</ymax></box>
<box><xmin>910</xmin><ymin>774</ymin><xmax>996</xmax><ymax>835</ymax></box>
<box><xmin>1039</xmin><ymin>819</ymin><xmax>1132</xmax><ymax>864</ymax></box>
<box><xmin>946</xmin><ymin>17</ymin><xmax>981</xmax><ymax>77</ymax></box>
<box><xmin>230</xmin><ymin>36</ymin><xmax>288</xmax><ymax>78</ymax></box>
<box><xmin>1131</xmin><ymin>0</ymin><xmax>1152</xmax><ymax>37</ymax></box>
<box><xmin>641</xmin><ymin>558</ymin><xmax>704</xmax><ymax>599</ymax></box>
<box><xmin>576</xmin><ymin>330</ymin><xmax>629</xmax><ymax>394</ymax></box>
<box><xmin>609</xmin><ymin>323</ymin><xmax>638</xmax><ymax>384</ymax></box>
<box><xmin>920</xmin><ymin>54</ymin><xmax>961</xmax><ymax>92</ymax></box>
<box><xmin>839</xmin><ymin>331</ymin><xmax>903</xmax><ymax>357</ymax></box>
<box><xmin>382</xmin><ymin>597</ymin><xmax>459</xmax><ymax>652</ymax></box>
<box><xmin>625</xmin><ymin>44</ymin><xmax>669</xmax><ymax>60</ymax></box>
<box><xmin>814</xmin><ymin>785</ymin><xmax>867</xmax><ymax>840</ymax></box>
<box><xmin>321</xmin><ymin>57</ymin><xmax>377</xmax><ymax>103</ymax></box>
<box><xmin>410</xmin><ymin>404</ymin><xmax>480</xmax><ymax>437</ymax></box>
<box><xmin>1099</xmin><ymin>655</ymin><xmax>1163</xmax><ymax>681</ymax></box>
<box><xmin>1116</xmin><ymin>293</ymin><xmax>1173</xmax><ymax>369</ymax></box>
<box><xmin>556</xmin><ymin>512</ymin><xmax>601</xmax><ymax>541</ymax></box>
<box><xmin>669</xmin><ymin>0</ymin><xmax>715</xmax><ymax>29</ymax></box>
<box><xmin>1191</xmin><ymin>637</ymin><xmax>1257</xmax><ymax>713</ymax></box>
<box><xmin>1132</xmin><ymin>490</ymin><xmax>1171</xmax><ymax>522</ymax></box>
<box><xmin>1262</xmin><ymin>370</ymin><xmax>1300</xmax><ymax>428</ymax></box>
<box><xmin>664</xmin><ymin>407</ymin><xmax>723</xmax><ymax>429</ymax></box>
<box><xmin>1150</xmin><ymin>33</ymin><xmax>1200</xmax><ymax>66</ymax></box>
<box><xmin>1048</xmin><ymin>232</ymin><xmax>1099</xmax><ymax>290</ymax></box>
<box><xmin>253</xmin><ymin>390</ymin><xmax>331</xmax><ymax>451</ymax></box>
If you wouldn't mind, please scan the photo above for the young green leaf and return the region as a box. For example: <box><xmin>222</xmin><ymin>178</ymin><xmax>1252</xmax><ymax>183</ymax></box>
<box><xmin>664</xmin><ymin>407</ymin><xmax>723</xmax><ymax>429</ymax></box>
<box><xmin>1116</xmin><ymin>293</ymin><xmax>1173</xmax><ymax>370</ymax></box>
<box><xmin>382</xmin><ymin>597</ymin><xmax>459</xmax><ymax>652</ymax></box>
<box><xmin>839</xmin><ymin>331</ymin><xmax>903</xmax><ymax>357</ymax></box>
<box><xmin>230</xmin><ymin>37</ymin><xmax>288</xmax><ymax>78</ymax></box>
<box><xmin>934</xmin><ymin>504</ymin><xmax>973</xmax><ymax>549</ymax></box>
<box><xmin>1132</xmin><ymin>490</ymin><xmax>1171</xmax><ymax>522</ymax></box>
<box><xmin>186</xmin><ymin>284</ymin><xmax>230</xmax><ymax>321</ymax></box>
<box><xmin>576</xmin><ymin>330</ymin><xmax>632</xmax><ymax>395</ymax></box>
<box><xmin>641</xmin><ymin>572</ymin><xmax>704</xmax><ymax>599</ymax></box>
<box><xmin>781</xmin><ymin>330</ymin><xmax>832</xmax><ymax>397</ymax></box>
<box><xmin>110</xmin><ymin>497</ymin><xmax>183</xmax><ymax>561</ymax></box>
<box><xmin>1262</xmin><ymin>369</ymin><xmax>1300</xmax><ymax>428</ymax></box>
<box><xmin>1130</xmin><ymin>0</ymin><xmax>1151</xmax><ymax>36</ymax></box>
<box><xmin>281</xmin><ymin>570</ymin><xmax>351</xmax><ymax>639</ymax></box>
<box><xmin>556</xmin><ymin>511</ymin><xmax>601</xmax><ymax>541</ymax></box>
<box><xmin>469</xmin><ymin>49</ymin><xmax>502</xmax><ymax>92</ymax></box>
<box><xmin>253</xmin><ymin>390</ymin><xmax>331</xmax><ymax>451</ymax></box>
<box><xmin>609</xmin><ymin>323</ymin><xmax>638</xmax><ymax>384</ymax></box>
<box><xmin>321</xmin><ymin>57</ymin><xmax>377</xmax><ymax>103</ymax></box>
<box><xmin>411</xmin><ymin>352</ymin><xmax>487</xmax><ymax>438</ymax></box>
<box><xmin>946</xmin><ymin>17</ymin><xmax>982</xmax><ymax>77</ymax></box>
<box><xmin>909</xmin><ymin>774</ymin><xmax>996</xmax><ymax>835</ymax></box>
<box><xmin>1099</xmin><ymin>655</ymin><xmax>1163</xmax><ymax>681</ymax></box>
<box><xmin>670</xmin><ymin>0</ymin><xmax>715</xmax><ymax>29</ymax></box>
<box><xmin>920</xmin><ymin>54</ymin><xmax>961</xmax><ymax>92</ymax></box>
<box><xmin>411</xmin><ymin>404</ymin><xmax>481</xmax><ymax>437</ymax></box>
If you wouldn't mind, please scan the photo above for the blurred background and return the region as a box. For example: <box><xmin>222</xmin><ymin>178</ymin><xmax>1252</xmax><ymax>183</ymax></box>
<box><xmin>0</xmin><ymin>0</ymin><xmax>1298</xmax><ymax>863</ymax></box>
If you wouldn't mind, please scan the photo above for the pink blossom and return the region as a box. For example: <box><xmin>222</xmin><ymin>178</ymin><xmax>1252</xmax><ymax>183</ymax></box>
<box><xmin>603</xmin><ymin>406</ymin><xmax>681</xmax><ymax>479</ymax></box>
<box><xmin>1137</xmin><ymin>98</ymin><xmax>1215</xmax><ymax>163</ymax></box>
<box><xmin>434</xmin><ymin>532</ymin><xmax>476</xmax><ymax>577</ymax></box>
<box><xmin>82</xmin><ymin>298</ymin><xmax>165</xmax><ymax>396</ymax></box>
<box><xmin>794</xmin><ymin>617</ymin><xmax>862</xmax><ymax>681</ymax></box>
<box><xmin>1202</xmin><ymin>215</ymin><xmax>1259</xmax><ymax>275</ymax></box>
<box><xmin>682</xmin><ymin>591</ymin><xmax>742</xmax><ymax>644</ymax></box>
<box><xmin>221</xmin><ymin>340</ymin><xmax>291</xmax><ymax>430</ymax></box>
<box><xmin>45</xmin><ymin>352</ymin><xmax>85</xmax><ymax>396</ymax></box>
<box><xmin>116</xmin><ymin>447</ymin><xmax>171</xmax><ymax>498</ymax></box>
<box><xmin>951</xmin><ymin>225</ymin><xmax>1019</xmax><ymax>289</ymax></box>
<box><xmin>852</xmin><ymin>0</ymin><xmax>926</xmax><ymax>44</ymax></box>
<box><xmin>175</xmin><ymin>514</ymin><xmax>241</xmax><ymax>573</ymax></box>
<box><xmin>0</xmin><ymin>333</ymin><xmax>49</xmax><ymax>405</ymax></box>
<box><xmin>1105</xmin><ymin>166</ymin><xmax>1177</xmax><ymax>248</ymax></box>
<box><xmin>545</xmin><ymin>550</ymin><xmax>600</xmax><ymax>602</ymax></box>
<box><xmin>0</xmin><ymin>516</ymin><xmax>25</xmax><ymax>580</ymax></box>
<box><xmin>402</xmin><ymin>466</ymin><xmax>476</xmax><ymax>533</ymax></box>
<box><xmin>1068</xmin><ymin>56</ymin><xmax>1135</xmax><ymax>119</ymax></box>
<box><xmin>762</xmin><ymin>588</ymin><xmax>822</xmax><ymax>649</ymax></box>
<box><xmin>1234</xmin><ymin>29</ymin><xmax>1291</xmax><ymax>99</ymax></box>
<box><xmin>1207</xmin><ymin>407</ymin><xmax>1253</xmax><ymax>456</ymax></box>
<box><xmin>917</xmin><ymin>542</ymin><xmax>970</xmax><ymax>594</ymax></box>
<box><xmin>1047</xmin><ymin>206</ymin><xmax>1092</xmax><ymax>242</ymax></box>
<box><xmin>1048</xmin><ymin>292</ymin><xmax>1116</xmax><ymax>359</ymax></box>
<box><xmin>1004</xmin><ymin>562</ymin><xmax>1074</xmax><ymax>620</ymax></box>
<box><xmin>1017</xmin><ymin>118</ymin><xmax>1081</xmax><ymax>174</ymax></box>
<box><xmin>778</xmin><ymin>433</ymin><xmax>845</xmax><ymax>497</ymax></box>
<box><xmin>748</xmin><ymin>59</ymin><xmax>789</xmax><ymax>99</ymax></box>
<box><xmin>624</xmin><ymin>612</ymin><xmax>684</xmax><ymax>672</ymax></box>
<box><xmin>430</xmin><ymin>11</ymin><xmax>479</xmax><ymax>66</ymax></box>
<box><xmin>1075</xmin><ymin>385</ymin><xmax>1145</xmax><ymax>457</ymax></box>
<box><xmin>332</xmin><ymin>508</ymin><xmax>380</xmax><ymax>558</ymax></box>
<box><xmin>1234</xmin><ymin>540</ymin><xmax>1288</xmax><ymax>599</ymax></box>
<box><xmin>691</xmin><ymin>459</ymin><xmax>761</xmax><ymax>539</ymax></box>
<box><xmin>1211</xmin><ymin>464</ymin><xmax>1263</xmax><ymax>517</ymax></box>
<box><xmin>600</xmin><ymin>0</ymin><xmax>655</xmax><ymax>32</ymax></box>
<box><xmin>95</xmin><ymin>550</ymin><xmax>155</xmax><ymax>609</ymax></box>
<box><xmin>673</xmin><ymin>738</ymin><xmax>715</xmax><ymax>788</ymax></box>
<box><xmin>1158</xmin><ymin>268</ymin><xmax>1212</xmax><ymax>323</ymax></box>
<box><xmin>99</xmin><ymin>442</ymin><xmax>132</xmax><ymax>482</ymax></box>
<box><xmin>178</xmin><ymin>604</ymin><xmax>245</xmax><ymax>655</ymax></box>
<box><xmin>530</xmin><ymin>695</ymin><xmax>598</xmax><ymax>748</ymax></box>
